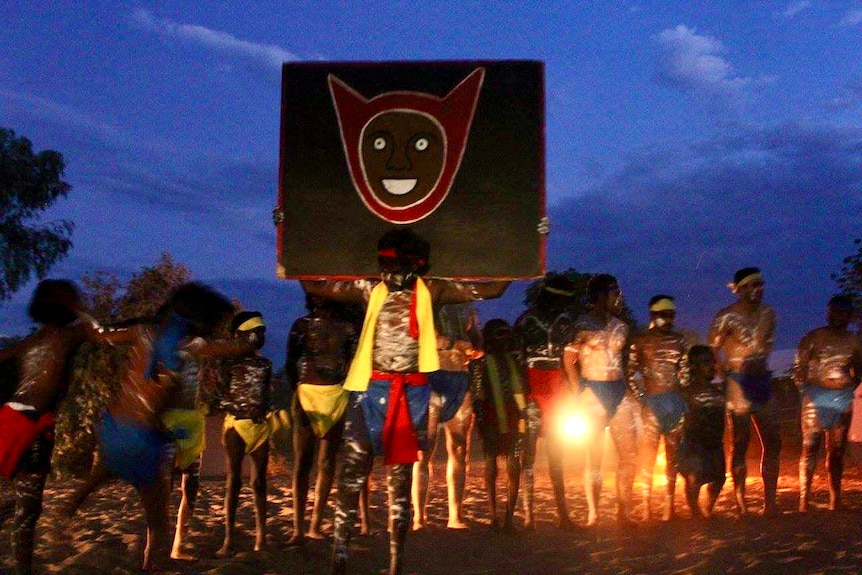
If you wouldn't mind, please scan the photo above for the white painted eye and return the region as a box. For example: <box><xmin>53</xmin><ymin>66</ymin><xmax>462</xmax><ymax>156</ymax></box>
<box><xmin>373</xmin><ymin>137</ymin><xmax>387</xmax><ymax>150</ymax></box>
<box><xmin>414</xmin><ymin>137</ymin><xmax>429</xmax><ymax>151</ymax></box>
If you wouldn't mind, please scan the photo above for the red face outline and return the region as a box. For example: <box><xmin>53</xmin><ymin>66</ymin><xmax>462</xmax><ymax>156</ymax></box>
<box><xmin>329</xmin><ymin>68</ymin><xmax>485</xmax><ymax>224</ymax></box>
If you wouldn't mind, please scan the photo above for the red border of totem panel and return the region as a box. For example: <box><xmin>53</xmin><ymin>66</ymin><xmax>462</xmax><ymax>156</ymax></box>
<box><xmin>276</xmin><ymin>60</ymin><xmax>546</xmax><ymax>281</ymax></box>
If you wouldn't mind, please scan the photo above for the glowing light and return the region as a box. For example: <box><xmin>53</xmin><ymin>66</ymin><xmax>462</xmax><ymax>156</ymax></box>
<box><xmin>558</xmin><ymin>411</ymin><xmax>590</xmax><ymax>443</ymax></box>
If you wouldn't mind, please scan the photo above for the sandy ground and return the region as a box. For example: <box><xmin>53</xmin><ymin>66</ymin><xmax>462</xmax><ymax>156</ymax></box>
<box><xmin>3</xmin><ymin>444</ymin><xmax>862</xmax><ymax>575</ymax></box>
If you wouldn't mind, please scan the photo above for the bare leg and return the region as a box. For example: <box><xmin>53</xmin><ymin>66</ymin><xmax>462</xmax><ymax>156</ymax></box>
<box><xmin>411</xmin><ymin>395</ymin><xmax>440</xmax><ymax>531</ymax></box>
<box><xmin>663</xmin><ymin>422</ymin><xmax>683</xmax><ymax>521</ymax></box>
<box><xmin>249</xmin><ymin>442</ymin><xmax>269</xmax><ymax>550</ymax></box>
<box><xmin>503</xmin><ymin>447</ymin><xmax>521</xmax><ymax>530</ymax></box>
<box><xmin>57</xmin><ymin>460</ymin><xmax>111</xmax><ymax>520</ymax></box>
<box><xmin>729</xmin><ymin>411</ymin><xmax>752</xmax><ymax>515</ymax></box>
<box><xmin>11</xmin><ymin>471</ymin><xmax>48</xmax><ymax>575</ymax></box>
<box><xmin>704</xmin><ymin>477</ymin><xmax>725</xmax><ymax>517</ymax></box>
<box><xmin>584</xmin><ymin>415</ymin><xmax>606</xmax><ymax>526</ymax></box>
<box><xmin>638</xmin><ymin>407</ymin><xmax>661</xmax><ymax>522</ymax></box>
<box><xmin>387</xmin><ymin>463</ymin><xmax>413</xmax><ymax>575</ymax></box>
<box><xmin>545</xmin><ymin>434</ymin><xmax>572</xmax><ymax>529</ymax></box>
<box><xmin>798</xmin><ymin>396</ymin><xmax>821</xmax><ymax>513</ymax></box>
<box><xmin>683</xmin><ymin>475</ymin><xmax>702</xmax><ymax>518</ymax></box>
<box><xmin>217</xmin><ymin>428</ymin><xmax>245</xmax><ymax>557</ymax></box>
<box><xmin>751</xmin><ymin>399</ymin><xmax>782</xmax><ymax>515</ymax></box>
<box><xmin>825</xmin><ymin>414</ymin><xmax>851</xmax><ymax>511</ymax></box>
<box><xmin>139</xmin><ymin>472</ymin><xmax>171</xmax><ymax>572</ymax></box>
<box><xmin>332</xmin><ymin>438</ymin><xmax>373</xmax><ymax>575</ymax></box>
<box><xmin>289</xmin><ymin>420</ymin><xmax>315</xmax><ymax>546</ymax></box>
<box><xmin>484</xmin><ymin>455</ymin><xmax>499</xmax><ymax>528</ymax></box>
<box><xmin>522</xmin><ymin>408</ymin><xmax>539</xmax><ymax>530</ymax></box>
<box><xmin>170</xmin><ymin>458</ymin><xmax>201</xmax><ymax>560</ymax></box>
<box><xmin>609</xmin><ymin>395</ymin><xmax>639</xmax><ymax>525</ymax></box>
<box><xmin>444</xmin><ymin>389</ymin><xmax>472</xmax><ymax>529</ymax></box>
<box><xmin>309</xmin><ymin>421</ymin><xmax>343</xmax><ymax>539</ymax></box>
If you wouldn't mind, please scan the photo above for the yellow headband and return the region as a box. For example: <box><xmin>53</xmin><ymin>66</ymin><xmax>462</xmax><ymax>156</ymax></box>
<box><xmin>649</xmin><ymin>298</ymin><xmax>676</xmax><ymax>312</ymax></box>
<box><xmin>729</xmin><ymin>272</ymin><xmax>764</xmax><ymax>293</ymax></box>
<box><xmin>236</xmin><ymin>316</ymin><xmax>265</xmax><ymax>332</ymax></box>
<box><xmin>544</xmin><ymin>286</ymin><xmax>577</xmax><ymax>297</ymax></box>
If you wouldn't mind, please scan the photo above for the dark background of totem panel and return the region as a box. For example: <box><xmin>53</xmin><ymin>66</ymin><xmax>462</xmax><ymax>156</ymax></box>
<box><xmin>277</xmin><ymin>60</ymin><xmax>545</xmax><ymax>280</ymax></box>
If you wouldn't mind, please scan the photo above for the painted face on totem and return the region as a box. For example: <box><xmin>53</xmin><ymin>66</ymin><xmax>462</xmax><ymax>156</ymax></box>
<box><xmin>361</xmin><ymin>112</ymin><xmax>445</xmax><ymax>208</ymax></box>
<box><xmin>329</xmin><ymin>68</ymin><xmax>485</xmax><ymax>224</ymax></box>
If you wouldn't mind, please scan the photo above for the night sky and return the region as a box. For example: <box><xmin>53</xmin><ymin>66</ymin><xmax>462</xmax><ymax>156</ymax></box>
<box><xmin>2</xmin><ymin>2</ymin><xmax>860</xmax><ymax>367</ymax></box>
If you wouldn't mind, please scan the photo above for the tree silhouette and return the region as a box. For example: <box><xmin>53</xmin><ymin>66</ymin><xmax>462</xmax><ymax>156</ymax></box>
<box><xmin>0</xmin><ymin>128</ymin><xmax>73</xmax><ymax>300</ymax></box>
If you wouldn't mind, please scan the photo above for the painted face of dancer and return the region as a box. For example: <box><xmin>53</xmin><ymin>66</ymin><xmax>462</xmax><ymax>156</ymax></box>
<box><xmin>605</xmin><ymin>283</ymin><xmax>624</xmax><ymax>316</ymax></box>
<box><xmin>378</xmin><ymin>251</ymin><xmax>421</xmax><ymax>291</ymax></box>
<box><xmin>737</xmin><ymin>278</ymin><xmax>764</xmax><ymax>305</ymax></box>
<box><xmin>689</xmin><ymin>348</ymin><xmax>717</xmax><ymax>384</ymax></box>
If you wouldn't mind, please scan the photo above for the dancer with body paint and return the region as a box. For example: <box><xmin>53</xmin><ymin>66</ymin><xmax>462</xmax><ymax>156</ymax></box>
<box><xmin>677</xmin><ymin>346</ymin><xmax>726</xmax><ymax>519</ymax></box>
<box><xmin>563</xmin><ymin>274</ymin><xmax>637</xmax><ymax>527</ymax></box>
<box><xmin>627</xmin><ymin>295</ymin><xmax>690</xmax><ymax>522</ymax></box>
<box><xmin>513</xmin><ymin>273</ymin><xmax>578</xmax><ymax>529</ymax></box>
<box><xmin>303</xmin><ymin>228</ymin><xmax>508</xmax><ymax>575</ymax></box>
<box><xmin>412</xmin><ymin>304</ymin><xmax>478</xmax><ymax>531</ymax></box>
<box><xmin>709</xmin><ymin>267</ymin><xmax>780</xmax><ymax>516</ymax></box>
<box><xmin>794</xmin><ymin>295</ymin><xmax>862</xmax><ymax>512</ymax></box>
<box><xmin>0</xmin><ymin>280</ymin><xmax>115</xmax><ymax>575</ymax></box>
<box><xmin>61</xmin><ymin>283</ymin><xmax>249</xmax><ymax>571</ymax></box>
<box><xmin>285</xmin><ymin>297</ymin><xmax>362</xmax><ymax>546</ymax></box>
<box><xmin>217</xmin><ymin>311</ymin><xmax>274</xmax><ymax>556</ymax></box>
<box><xmin>469</xmin><ymin>319</ymin><xmax>532</xmax><ymax>530</ymax></box>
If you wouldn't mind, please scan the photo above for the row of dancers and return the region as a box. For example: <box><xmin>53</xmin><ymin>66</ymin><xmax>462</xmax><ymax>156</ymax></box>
<box><xmin>1</xmin><ymin>229</ymin><xmax>861</xmax><ymax>575</ymax></box>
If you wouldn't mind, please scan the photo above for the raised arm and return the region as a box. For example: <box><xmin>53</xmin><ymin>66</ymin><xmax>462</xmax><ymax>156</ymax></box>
<box><xmin>184</xmin><ymin>337</ymin><xmax>254</xmax><ymax>359</ymax></box>
<box><xmin>427</xmin><ymin>279</ymin><xmax>510</xmax><ymax>306</ymax></box>
<box><xmin>300</xmin><ymin>279</ymin><xmax>370</xmax><ymax>305</ymax></box>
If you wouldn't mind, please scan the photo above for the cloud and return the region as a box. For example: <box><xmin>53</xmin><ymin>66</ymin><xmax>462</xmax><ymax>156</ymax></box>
<box><xmin>781</xmin><ymin>1</ymin><xmax>811</xmax><ymax>18</ymax></box>
<box><xmin>654</xmin><ymin>25</ymin><xmax>757</xmax><ymax>103</ymax></box>
<box><xmin>548</xmin><ymin>122</ymin><xmax>862</xmax><ymax>347</ymax></box>
<box><xmin>838</xmin><ymin>9</ymin><xmax>862</xmax><ymax>27</ymax></box>
<box><xmin>131</xmin><ymin>8</ymin><xmax>299</xmax><ymax>70</ymax></box>
<box><xmin>0</xmin><ymin>90</ymin><xmax>126</xmax><ymax>144</ymax></box>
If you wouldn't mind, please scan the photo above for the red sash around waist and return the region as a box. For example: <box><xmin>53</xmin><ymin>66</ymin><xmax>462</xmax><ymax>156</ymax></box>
<box><xmin>371</xmin><ymin>371</ymin><xmax>427</xmax><ymax>464</ymax></box>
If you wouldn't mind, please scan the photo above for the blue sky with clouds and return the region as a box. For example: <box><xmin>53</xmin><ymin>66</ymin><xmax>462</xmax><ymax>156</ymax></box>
<box><xmin>2</xmin><ymin>1</ymin><xmax>861</xmax><ymax>366</ymax></box>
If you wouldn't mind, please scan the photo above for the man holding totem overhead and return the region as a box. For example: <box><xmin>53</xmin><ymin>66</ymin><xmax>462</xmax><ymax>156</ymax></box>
<box><xmin>277</xmin><ymin>60</ymin><xmax>545</xmax><ymax>574</ymax></box>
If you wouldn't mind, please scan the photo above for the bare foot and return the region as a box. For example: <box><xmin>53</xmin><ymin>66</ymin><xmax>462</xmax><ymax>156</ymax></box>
<box><xmin>287</xmin><ymin>534</ymin><xmax>306</xmax><ymax>547</ymax></box>
<box><xmin>447</xmin><ymin>519</ymin><xmax>469</xmax><ymax>530</ymax></box>
<box><xmin>412</xmin><ymin>521</ymin><xmax>426</xmax><ymax>532</ymax></box>
<box><xmin>557</xmin><ymin>516</ymin><xmax>576</xmax><ymax>531</ymax></box>
<box><xmin>254</xmin><ymin>539</ymin><xmax>267</xmax><ymax>552</ymax></box>
<box><xmin>307</xmin><ymin>528</ymin><xmax>327</xmax><ymax>540</ymax></box>
<box><xmin>215</xmin><ymin>543</ymin><xmax>232</xmax><ymax>558</ymax></box>
<box><xmin>170</xmin><ymin>550</ymin><xmax>197</xmax><ymax>561</ymax></box>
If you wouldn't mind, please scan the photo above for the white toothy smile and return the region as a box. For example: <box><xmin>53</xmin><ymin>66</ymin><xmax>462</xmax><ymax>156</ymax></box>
<box><xmin>381</xmin><ymin>178</ymin><xmax>417</xmax><ymax>195</ymax></box>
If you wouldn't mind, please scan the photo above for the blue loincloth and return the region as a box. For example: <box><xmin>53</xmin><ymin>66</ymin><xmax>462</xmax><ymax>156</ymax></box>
<box><xmin>580</xmin><ymin>380</ymin><xmax>627</xmax><ymax>419</ymax></box>
<box><xmin>644</xmin><ymin>391</ymin><xmax>689</xmax><ymax>434</ymax></box>
<box><xmin>358</xmin><ymin>379</ymin><xmax>430</xmax><ymax>458</ymax></box>
<box><xmin>99</xmin><ymin>412</ymin><xmax>171</xmax><ymax>488</ymax></box>
<box><xmin>427</xmin><ymin>370</ymin><xmax>469</xmax><ymax>423</ymax></box>
<box><xmin>802</xmin><ymin>384</ymin><xmax>855</xmax><ymax>430</ymax></box>
<box><xmin>727</xmin><ymin>371</ymin><xmax>772</xmax><ymax>408</ymax></box>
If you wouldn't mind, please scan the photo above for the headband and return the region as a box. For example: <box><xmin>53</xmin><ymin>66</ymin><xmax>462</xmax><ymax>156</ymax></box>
<box><xmin>649</xmin><ymin>298</ymin><xmax>676</xmax><ymax>313</ymax></box>
<box><xmin>729</xmin><ymin>272</ymin><xmax>764</xmax><ymax>293</ymax></box>
<box><xmin>236</xmin><ymin>316</ymin><xmax>265</xmax><ymax>332</ymax></box>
